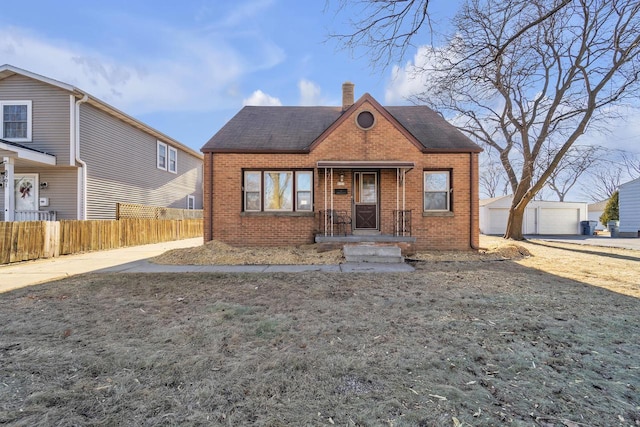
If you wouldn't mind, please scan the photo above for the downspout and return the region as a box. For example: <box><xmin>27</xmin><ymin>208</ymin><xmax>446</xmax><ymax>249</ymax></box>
<box><xmin>470</xmin><ymin>152</ymin><xmax>479</xmax><ymax>250</ymax></box>
<box><xmin>74</xmin><ymin>94</ymin><xmax>89</xmax><ymax>219</ymax></box>
<box><xmin>208</xmin><ymin>152</ymin><xmax>214</xmax><ymax>241</ymax></box>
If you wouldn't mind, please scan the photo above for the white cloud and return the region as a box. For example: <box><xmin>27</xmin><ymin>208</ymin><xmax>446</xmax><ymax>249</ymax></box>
<box><xmin>0</xmin><ymin>2</ymin><xmax>286</xmax><ymax>116</ymax></box>
<box><xmin>243</xmin><ymin>90</ymin><xmax>282</xmax><ymax>106</ymax></box>
<box><xmin>298</xmin><ymin>79</ymin><xmax>321</xmax><ymax>105</ymax></box>
<box><xmin>385</xmin><ymin>45</ymin><xmax>436</xmax><ymax>105</ymax></box>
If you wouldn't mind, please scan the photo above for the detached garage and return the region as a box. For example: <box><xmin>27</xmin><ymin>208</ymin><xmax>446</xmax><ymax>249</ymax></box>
<box><xmin>480</xmin><ymin>196</ymin><xmax>588</xmax><ymax>235</ymax></box>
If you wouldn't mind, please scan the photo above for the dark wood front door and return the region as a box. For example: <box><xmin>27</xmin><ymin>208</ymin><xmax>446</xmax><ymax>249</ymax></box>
<box><xmin>353</xmin><ymin>172</ymin><xmax>378</xmax><ymax>229</ymax></box>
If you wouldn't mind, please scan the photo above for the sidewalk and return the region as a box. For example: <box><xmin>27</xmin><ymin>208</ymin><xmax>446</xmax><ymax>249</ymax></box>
<box><xmin>0</xmin><ymin>238</ymin><xmax>413</xmax><ymax>293</ymax></box>
<box><xmin>0</xmin><ymin>238</ymin><xmax>204</xmax><ymax>293</ymax></box>
<box><xmin>525</xmin><ymin>235</ymin><xmax>640</xmax><ymax>251</ymax></box>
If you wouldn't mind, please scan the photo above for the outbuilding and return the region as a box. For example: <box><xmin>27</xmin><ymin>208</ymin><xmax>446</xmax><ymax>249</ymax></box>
<box><xmin>480</xmin><ymin>195</ymin><xmax>588</xmax><ymax>235</ymax></box>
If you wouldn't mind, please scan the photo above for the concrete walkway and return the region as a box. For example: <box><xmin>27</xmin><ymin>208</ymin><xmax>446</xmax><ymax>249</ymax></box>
<box><xmin>0</xmin><ymin>238</ymin><xmax>413</xmax><ymax>293</ymax></box>
<box><xmin>525</xmin><ymin>235</ymin><xmax>640</xmax><ymax>251</ymax></box>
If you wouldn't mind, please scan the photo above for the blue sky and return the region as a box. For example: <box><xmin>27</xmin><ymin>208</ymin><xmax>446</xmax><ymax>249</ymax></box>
<box><xmin>1</xmin><ymin>0</ymin><xmax>638</xmax><ymax>165</ymax></box>
<box><xmin>0</xmin><ymin>0</ymin><xmax>456</xmax><ymax>152</ymax></box>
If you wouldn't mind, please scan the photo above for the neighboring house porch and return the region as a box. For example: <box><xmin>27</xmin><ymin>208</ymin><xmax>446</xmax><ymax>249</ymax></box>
<box><xmin>1</xmin><ymin>139</ymin><xmax>57</xmax><ymax>221</ymax></box>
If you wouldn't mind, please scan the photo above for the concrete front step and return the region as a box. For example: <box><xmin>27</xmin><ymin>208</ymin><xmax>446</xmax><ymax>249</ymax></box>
<box><xmin>343</xmin><ymin>244</ymin><xmax>405</xmax><ymax>263</ymax></box>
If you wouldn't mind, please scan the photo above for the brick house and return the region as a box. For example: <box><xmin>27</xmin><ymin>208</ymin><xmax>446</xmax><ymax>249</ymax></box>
<box><xmin>201</xmin><ymin>83</ymin><xmax>482</xmax><ymax>251</ymax></box>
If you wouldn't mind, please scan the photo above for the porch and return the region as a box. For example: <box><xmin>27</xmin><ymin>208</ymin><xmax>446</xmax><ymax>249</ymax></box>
<box><xmin>2</xmin><ymin>139</ymin><xmax>58</xmax><ymax>222</ymax></box>
<box><xmin>315</xmin><ymin>160</ymin><xmax>414</xmax><ymax>241</ymax></box>
<box><xmin>14</xmin><ymin>210</ymin><xmax>57</xmax><ymax>221</ymax></box>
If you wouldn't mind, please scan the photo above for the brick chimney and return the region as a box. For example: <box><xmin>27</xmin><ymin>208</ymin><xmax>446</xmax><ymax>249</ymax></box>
<box><xmin>342</xmin><ymin>81</ymin><xmax>355</xmax><ymax>111</ymax></box>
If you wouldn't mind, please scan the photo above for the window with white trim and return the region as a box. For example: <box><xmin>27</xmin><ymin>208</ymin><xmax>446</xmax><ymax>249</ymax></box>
<box><xmin>296</xmin><ymin>171</ymin><xmax>313</xmax><ymax>211</ymax></box>
<box><xmin>168</xmin><ymin>146</ymin><xmax>177</xmax><ymax>173</ymax></box>
<box><xmin>424</xmin><ymin>171</ymin><xmax>451</xmax><ymax>211</ymax></box>
<box><xmin>243</xmin><ymin>170</ymin><xmax>313</xmax><ymax>212</ymax></box>
<box><xmin>244</xmin><ymin>171</ymin><xmax>262</xmax><ymax>212</ymax></box>
<box><xmin>1</xmin><ymin>100</ymin><xmax>32</xmax><ymax>142</ymax></box>
<box><xmin>187</xmin><ymin>195</ymin><xmax>195</xmax><ymax>210</ymax></box>
<box><xmin>157</xmin><ymin>141</ymin><xmax>167</xmax><ymax>170</ymax></box>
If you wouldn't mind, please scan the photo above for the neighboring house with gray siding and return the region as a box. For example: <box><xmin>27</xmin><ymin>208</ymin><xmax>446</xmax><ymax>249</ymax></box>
<box><xmin>618</xmin><ymin>177</ymin><xmax>640</xmax><ymax>237</ymax></box>
<box><xmin>0</xmin><ymin>64</ymin><xmax>203</xmax><ymax>221</ymax></box>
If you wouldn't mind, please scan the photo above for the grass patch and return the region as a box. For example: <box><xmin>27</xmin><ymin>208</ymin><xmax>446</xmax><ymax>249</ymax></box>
<box><xmin>1</xmin><ymin>260</ymin><xmax>639</xmax><ymax>426</ymax></box>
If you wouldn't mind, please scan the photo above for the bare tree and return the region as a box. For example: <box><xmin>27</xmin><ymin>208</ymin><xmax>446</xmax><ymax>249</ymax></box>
<box><xmin>332</xmin><ymin>0</ymin><xmax>640</xmax><ymax>240</ymax></box>
<box><xmin>413</xmin><ymin>0</ymin><xmax>640</xmax><ymax>239</ymax></box>
<box><xmin>620</xmin><ymin>150</ymin><xmax>640</xmax><ymax>177</ymax></box>
<box><xmin>579</xmin><ymin>148</ymin><xmax>640</xmax><ymax>201</ymax></box>
<box><xmin>543</xmin><ymin>146</ymin><xmax>604</xmax><ymax>201</ymax></box>
<box><xmin>329</xmin><ymin>0</ymin><xmax>572</xmax><ymax>69</ymax></box>
<box><xmin>582</xmin><ymin>166</ymin><xmax>624</xmax><ymax>202</ymax></box>
<box><xmin>479</xmin><ymin>156</ymin><xmax>509</xmax><ymax>198</ymax></box>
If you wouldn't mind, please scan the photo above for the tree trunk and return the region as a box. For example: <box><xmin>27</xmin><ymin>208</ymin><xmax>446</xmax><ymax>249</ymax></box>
<box><xmin>504</xmin><ymin>199</ymin><xmax>527</xmax><ymax>240</ymax></box>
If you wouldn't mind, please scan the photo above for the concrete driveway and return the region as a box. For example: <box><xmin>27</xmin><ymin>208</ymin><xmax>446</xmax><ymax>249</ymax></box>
<box><xmin>525</xmin><ymin>235</ymin><xmax>640</xmax><ymax>251</ymax></box>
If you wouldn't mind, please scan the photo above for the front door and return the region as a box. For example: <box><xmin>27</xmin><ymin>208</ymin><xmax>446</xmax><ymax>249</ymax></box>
<box><xmin>353</xmin><ymin>171</ymin><xmax>378</xmax><ymax>230</ymax></box>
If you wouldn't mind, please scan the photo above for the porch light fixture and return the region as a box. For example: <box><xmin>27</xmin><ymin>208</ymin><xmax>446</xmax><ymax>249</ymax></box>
<box><xmin>337</xmin><ymin>172</ymin><xmax>345</xmax><ymax>186</ymax></box>
<box><xmin>40</xmin><ymin>182</ymin><xmax>48</xmax><ymax>189</ymax></box>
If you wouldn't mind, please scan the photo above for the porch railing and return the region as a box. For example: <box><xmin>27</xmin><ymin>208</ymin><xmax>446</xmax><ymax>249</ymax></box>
<box><xmin>14</xmin><ymin>210</ymin><xmax>57</xmax><ymax>221</ymax></box>
<box><xmin>317</xmin><ymin>210</ymin><xmax>352</xmax><ymax>236</ymax></box>
<box><xmin>393</xmin><ymin>210</ymin><xmax>412</xmax><ymax>236</ymax></box>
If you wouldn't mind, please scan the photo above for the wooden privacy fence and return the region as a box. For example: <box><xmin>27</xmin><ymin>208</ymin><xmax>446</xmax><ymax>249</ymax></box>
<box><xmin>0</xmin><ymin>221</ymin><xmax>60</xmax><ymax>264</ymax></box>
<box><xmin>116</xmin><ymin>202</ymin><xmax>203</xmax><ymax>220</ymax></box>
<box><xmin>0</xmin><ymin>219</ymin><xmax>202</xmax><ymax>264</ymax></box>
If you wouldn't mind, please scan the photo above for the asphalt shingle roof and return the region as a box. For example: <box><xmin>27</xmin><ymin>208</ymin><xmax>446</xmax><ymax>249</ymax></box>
<box><xmin>202</xmin><ymin>99</ymin><xmax>481</xmax><ymax>153</ymax></box>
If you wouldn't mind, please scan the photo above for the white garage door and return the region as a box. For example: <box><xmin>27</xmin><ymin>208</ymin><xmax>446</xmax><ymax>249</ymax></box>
<box><xmin>488</xmin><ymin>208</ymin><xmax>510</xmax><ymax>235</ymax></box>
<box><xmin>539</xmin><ymin>208</ymin><xmax>580</xmax><ymax>234</ymax></box>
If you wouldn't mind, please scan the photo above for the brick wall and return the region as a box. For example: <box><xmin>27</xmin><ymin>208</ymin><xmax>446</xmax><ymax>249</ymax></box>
<box><xmin>203</xmin><ymin>101</ymin><xmax>480</xmax><ymax>250</ymax></box>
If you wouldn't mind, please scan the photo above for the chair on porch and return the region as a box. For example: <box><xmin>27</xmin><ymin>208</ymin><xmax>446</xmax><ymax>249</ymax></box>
<box><xmin>318</xmin><ymin>209</ymin><xmax>352</xmax><ymax>236</ymax></box>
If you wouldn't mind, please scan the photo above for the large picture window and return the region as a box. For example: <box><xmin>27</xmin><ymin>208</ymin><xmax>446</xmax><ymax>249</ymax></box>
<box><xmin>243</xmin><ymin>170</ymin><xmax>313</xmax><ymax>212</ymax></box>
<box><xmin>265</xmin><ymin>171</ymin><xmax>293</xmax><ymax>211</ymax></box>
<box><xmin>1</xmin><ymin>100</ymin><xmax>32</xmax><ymax>142</ymax></box>
<box><xmin>424</xmin><ymin>171</ymin><xmax>451</xmax><ymax>211</ymax></box>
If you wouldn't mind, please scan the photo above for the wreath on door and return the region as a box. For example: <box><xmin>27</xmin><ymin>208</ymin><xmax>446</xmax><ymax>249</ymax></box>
<box><xmin>19</xmin><ymin>180</ymin><xmax>32</xmax><ymax>199</ymax></box>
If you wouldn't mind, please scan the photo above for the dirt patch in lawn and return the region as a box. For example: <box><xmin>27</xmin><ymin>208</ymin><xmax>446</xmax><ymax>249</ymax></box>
<box><xmin>152</xmin><ymin>235</ymin><xmax>639</xmax><ymax>299</ymax></box>
<box><xmin>1</xmin><ymin>246</ymin><xmax>639</xmax><ymax>425</ymax></box>
<box><xmin>152</xmin><ymin>239</ymin><xmax>344</xmax><ymax>265</ymax></box>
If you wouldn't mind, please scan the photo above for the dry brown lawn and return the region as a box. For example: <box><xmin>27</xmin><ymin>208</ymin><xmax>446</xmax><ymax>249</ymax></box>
<box><xmin>1</xmin><ymin>236</ymin><xmax>639</xmax><ymax>426</ymax></box>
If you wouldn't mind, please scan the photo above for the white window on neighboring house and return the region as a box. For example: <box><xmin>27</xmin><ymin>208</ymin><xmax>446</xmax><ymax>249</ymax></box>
<box><xmin>424</xmin><ymin>170</ymin><xmax>451</xmax><ymax>211</ymax></box>
<box><xmin>1</xmin><ymin>100</ymin><xmax>32</xmax><ymax>142</ymax></box>
<box><xmin>187</xmin><ymin>195</ymin><xmax>195</xmax><ymax>210</ymax></box>
<box><xmin>168</xmin><ymin>146</ymin><xmax>177</xmax><ymax>173</ymax></box>
<box><xmin>157</xmin><ymin>141</ymin><xmax>167</xmax><ymax>170</ymax></box>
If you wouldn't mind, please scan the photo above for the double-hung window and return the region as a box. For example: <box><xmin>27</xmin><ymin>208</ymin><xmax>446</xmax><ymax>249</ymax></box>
<box><xmin>168</xmin><ymin>146</ymin><xmax>177</xmax><ymax>173</ymax></box>
<box><xmin>1</xmin><ymin>100</ymin><xmax>32</xmax><ymax>142</ymax></box>
<box><xmin>187</xmin><ymin>195</ymin><xmax>195</xmax><ymax>210</ymax></box>
<box><xmin>157</xmin><ymin>141</ymin><xmax>167</xmax><ymax>170</ymax></box>
<box><xmin>157</xmin><ymin>141</ymin><xmax>177</xmax><ymax>173</ymax></box>
<box><xmin>295</xmin><ymin>171</ymin><xmax>313</xmax><ymax>211</ymax></box>
<box><xmin>243</xmin><ymin>170</ymin><xmax>313</xmax><ymax>212</ymax></box>
<box><xmin>244</xmin><ymin>171</ymin><xmax>262</xmax><ymax>212</ymax></box>
<box><xmin>424</xmin><ymin>170</ymin><xmax>451</xmax><ymax>211</ymax></box>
